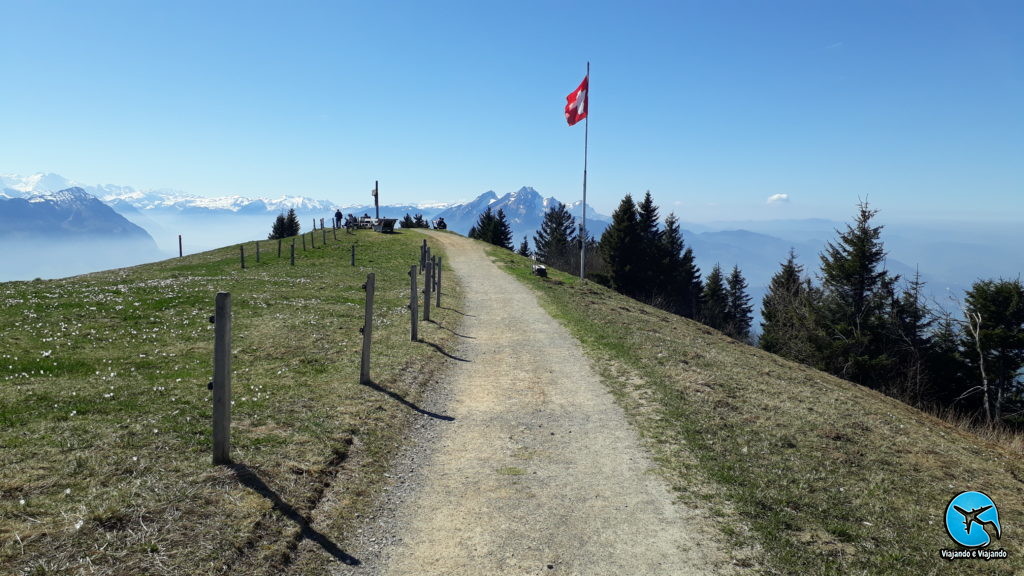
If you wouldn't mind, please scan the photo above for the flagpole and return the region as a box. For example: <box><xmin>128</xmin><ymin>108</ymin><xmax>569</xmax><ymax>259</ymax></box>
<box><xmin>580</xmin><ymin>61</ymin><xmax>589</xmax><ymax>280</ymax></box>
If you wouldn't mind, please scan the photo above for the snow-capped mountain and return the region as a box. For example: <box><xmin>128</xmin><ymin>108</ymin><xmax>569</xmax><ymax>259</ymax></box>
<box><xmin>434</xmin><ymin>186</ymin><xmax>610</xmax><ymax>244</ymax></box>
<box><xmin>0</xmin><ymin>187</ymin><xmax>155</xmax><ymax>240</ymax></box>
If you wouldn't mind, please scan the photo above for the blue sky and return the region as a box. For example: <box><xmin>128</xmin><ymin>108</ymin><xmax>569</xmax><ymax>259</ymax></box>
<box><xmin>2</xmin><ymin>0</ymin><xmax>1021</xmax><ymax>222</ymax></box>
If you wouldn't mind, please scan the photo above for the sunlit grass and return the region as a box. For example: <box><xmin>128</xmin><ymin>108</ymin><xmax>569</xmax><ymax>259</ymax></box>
<box><xmin>1</xmin><ymin>228</ymin><xmax>461</xmax><ymax>575</ymax></box>
<box><xmin>489</xmin><ymin>246</ymin><xmax>1024</xmax><ymax>575</ymax></box>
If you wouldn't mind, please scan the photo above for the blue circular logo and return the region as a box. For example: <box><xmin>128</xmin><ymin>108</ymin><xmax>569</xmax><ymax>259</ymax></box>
<box><xmin>945</xmin><ymin>491</ymin><xmax>1001</xmax><ymax>548</ymax></box>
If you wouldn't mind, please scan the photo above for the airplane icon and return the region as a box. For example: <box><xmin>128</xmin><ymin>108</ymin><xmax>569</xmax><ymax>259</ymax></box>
<box><xmin>953</xmin><ymin>505</ymin><xmax>1001</xmax><ymax>540</ymax></box>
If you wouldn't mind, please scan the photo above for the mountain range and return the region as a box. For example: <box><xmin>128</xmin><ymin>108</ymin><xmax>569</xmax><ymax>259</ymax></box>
<box><xmin>3</xmin><ymin>172</ymin><xmax>1022</xmax><ymax>329</ymax></box>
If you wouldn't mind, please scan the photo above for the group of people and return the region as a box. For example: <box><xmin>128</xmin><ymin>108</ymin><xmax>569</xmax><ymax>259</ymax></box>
<box><xmin>334</xmin><ymin>209</ymin><xmax>372</xmax><ymax>230</ymax></box>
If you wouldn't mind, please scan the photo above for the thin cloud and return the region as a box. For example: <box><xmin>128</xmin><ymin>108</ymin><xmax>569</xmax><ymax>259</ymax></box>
<box><xmin>767</xmin><ymin>193</ymin><xmax>790</xmax><ymax>204</ymax></box>
<box><xmin>826</xmin><ymin>41</ymin><xmax>844</xmax><ymax>50</ymax></box>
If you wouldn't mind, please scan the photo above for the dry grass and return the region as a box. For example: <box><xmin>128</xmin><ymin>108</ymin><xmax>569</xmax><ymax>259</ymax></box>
<box><xmin>0</xmin><ymin>228</ymin><xmax>462</xmax><ymax>575</ymax></box>
<box><xmin>490</xmin><ymin>246</ymin><xmax>1024</xmax><ymax>575</ymax></box>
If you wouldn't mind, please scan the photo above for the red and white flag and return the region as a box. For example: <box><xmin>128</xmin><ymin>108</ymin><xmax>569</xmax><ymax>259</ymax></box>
<box><xmin>565</xmin><ymin>75</ymin><xmax>588</xmax><ymax>126</ymax></box>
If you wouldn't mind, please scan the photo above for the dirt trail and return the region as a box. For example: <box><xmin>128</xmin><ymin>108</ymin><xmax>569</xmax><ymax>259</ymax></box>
<box><xmin>349</xmin><ymin>233</ymin><xmax>732</xmax><ymax>575</ymax></box>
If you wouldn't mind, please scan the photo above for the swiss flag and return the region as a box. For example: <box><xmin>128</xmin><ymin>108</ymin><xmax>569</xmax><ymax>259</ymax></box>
<box><xmin>565</xmin><ymin>75</ymin><xmax>588</xmax><ymax>126</ymax></box>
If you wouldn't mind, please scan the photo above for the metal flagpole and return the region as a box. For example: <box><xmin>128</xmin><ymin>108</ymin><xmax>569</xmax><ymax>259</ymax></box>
<box><xmin>580</xmin><ymin>61</ymin><xmax>589</xmax><ymax>280</ymax></box>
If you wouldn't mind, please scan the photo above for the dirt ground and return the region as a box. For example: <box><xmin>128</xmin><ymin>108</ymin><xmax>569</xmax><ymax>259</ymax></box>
<box><xmin>328</xmin><ymin>232</ymin><xmax>740</xmax><ymax>576</ymax></box>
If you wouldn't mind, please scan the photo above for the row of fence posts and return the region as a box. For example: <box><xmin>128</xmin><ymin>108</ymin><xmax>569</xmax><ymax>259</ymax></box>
<box><xmin>235</xmin><ymin>232</ymin><xmax>360</xmax><ymax>270</ymax></box>
<box><xmin>210</xmin><ymin>236</ymin><xmax>442</xmax><ymax>464</ymax></box>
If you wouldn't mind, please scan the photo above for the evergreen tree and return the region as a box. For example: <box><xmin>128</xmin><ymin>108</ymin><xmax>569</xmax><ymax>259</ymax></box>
<box><xmin>284</xmin><ymin>208</ymin><xmax>301</xmax><ymax>237</ymax></box>
<box><xmin>469</xmin><ymin>207</ymin><xmax>496</xmax><ymax>241</ymax></box>
<box><xmin>413</xmin><ymin>214</ymin><xmax>428</xmax><ymax>228</ymax></box>
<box><xmin>400</xmin><ymin>213</ymin><xmax>416</xmax><ymax>228</ymax></box>
<box><xmin>634</xmin><ymin>191</ymin><xmax>663</xmax><ymax>299</ymax></box>
<box><xmin>533</xmin><ymin>202</ymin><xmax>577</xmax><ymax>270</ymax></box>
<box><xmin>961</xmin><ymin>278</ymin><xmax>1024</xmax><ymax>423</ymax></box>
<box><xmin>268</xmin><ymin>212</ymin><xmax>289</xmax><ymax>240</ymax></box>
<box><xmin>816</xmin><ymin>202</ymin><xmax>895</xmax><ymax>388</ymax></box>
<box><xmin>760</xmin><ymin>249</ymin><xmax>818</xmax><ymax>362</ymax></box>
<box><xmin>679</xmin><ymin>246</ymin><xmax>703</xmax><ymax>319</ymax></box>
<box><xmin>886</xmin><ymin>270</ymin><xmax>935</xmax><ymax>404</ymax></box>
<box><xmin>725</xmin><ymin>265</ymin><xmax>754</xmax><ymax>342</ymax></box>
<box><xmin>599</xmin><ymin>194</ymin><xmax>641</xmax><ymax>297</ymax></box>
<box><xmin>494</xmin><ymin>209</ymin><xmax>514</xmax><ymax>250</ymax></box>
<box><xmin>700</xmin><ymin>264</ymin><xmax>729</xmax><ymax>331</ymax></box>
<box><xmin>517</xmin><ymin>236</ymin><xmax>532</xmax><ymax>258</ymax></box>
<box><xmin>928</xmin><ymin>313</ymin><xmax>971</xmax><ymax>409</ymax></box>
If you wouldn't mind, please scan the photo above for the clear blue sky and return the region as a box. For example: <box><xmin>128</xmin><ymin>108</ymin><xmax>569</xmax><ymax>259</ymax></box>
<box><xmin>2</xmin><ymin>0</ymin><xmax>1021</xmax><ymax>222</ymax></box>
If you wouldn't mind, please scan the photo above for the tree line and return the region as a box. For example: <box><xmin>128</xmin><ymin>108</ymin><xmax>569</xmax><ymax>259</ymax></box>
<box><xmin>473</xmin><ymin>192</ymin><xmax>1023</xmax><ymax>428</ymax></box>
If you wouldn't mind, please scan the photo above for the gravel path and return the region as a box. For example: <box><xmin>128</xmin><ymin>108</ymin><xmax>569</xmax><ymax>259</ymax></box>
<box><xmin>334</xmin><ymin>232</ymin><xmax>731</xmax><ymax>576</ymax></box>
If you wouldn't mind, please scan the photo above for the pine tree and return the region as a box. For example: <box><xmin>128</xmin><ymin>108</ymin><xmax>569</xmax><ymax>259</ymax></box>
<box><xmin>760</xmin><ymin>249</ymin><xmax>818</xmax><ymax>361</ymax></box>
<box><xmin>961</xmin><ymin>278</ymin><xmax>1024</xmax><ymax>423</ymax></box>
<box><xmin>494</xmin><ymin>209</ymin><xmax>514</xmax><ymax>250</ymax></box>
<box><xmin>599</xmin><ymin>194</ymin><xmax>641</xmax><ymax>297</ymax></box>
<box><xmin>517</xmin><ymin>236</ymin><xmax>531</xmax><ymax>258</ymax></box>
<box><xmin>657</xmin><ymin>214</ymin><xmax>686</xmax><ymax>314</ymax></box>
<box><xmin>400</xmin><ymin>213</ymin><xmax>416</xmax><ymax>228</ymax></box>
<box><xmin>886</xmin><ymin>270</ymin><xmax>935</xmax><ymax>404</ymax></box>
<box><xmin>634</xmin><ymin>191</ymin><xmax>663</xmax><ymax>299</ymax></box>
<box><xmin>725</xmin><ymin>265</ymin><xmax>753</xmax><ymax>342</ymax></box>
<box><xmin>680</xmin><ymin>246</ymin><xmax>702</xmax><ymax>319</ymax></box>
<box><xmin>284</xmin><ymin>208</ymin><xmax>301</xmax><ymax>237</ymax></box>
<box><xmin>700</xmin><ymin>264</ymin><xmax>729</xmax><ymax>331</ymax></box>
<box><xmin>533</xmin><ymin>203</ymin><xmax>577</xmax><ymax>270</ymax></box>
<box><xmin>413</xmin><ymin>214</ymin><xmax>427</xmax><ymax>228</ymax></box>
<box><xmin>816</xmin><ymin>201</ymin><xmax>895</xmax><ymax>388</ymax></box>
<box><xmin>268</xmin><ymin>212</ymin><xmax>289</xmax><ymax>240</ymax></box>
<box><xmin>469</xmin><ymin>207</ymin><xmax>496</xmax><ymax>241</ymax></box>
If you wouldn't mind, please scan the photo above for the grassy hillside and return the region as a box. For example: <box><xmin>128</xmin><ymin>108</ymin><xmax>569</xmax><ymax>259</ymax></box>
<box><xmin>0</xmin><ymin>228</ymin><xmax>461</xmax><ymax>575</ymax></box>
<box><xmin>489</xmin><ymin>247</ymin><xmax>1024</xmax><ymax>575</ymax></box>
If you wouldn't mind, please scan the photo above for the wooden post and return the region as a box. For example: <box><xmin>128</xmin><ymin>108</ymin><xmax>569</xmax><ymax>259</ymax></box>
<box><xmin>424</xmin><ymin>247</ymin><xmax>431</xmax><ymax>275</ymax></box>
<box><xmin>333</xmin><ymin>227</ymin><xmax>337</xmax><ymax>241</ymax></box>
<box><xmin>240</xmin><ymin>245</ymin><xmax>245</xmax><ymax>269</ymax></box>
<box><xmin>409</xmin><ymin>265</ymin><xmax>418</xmax><ymax>341</ymax></box>
<box><xmin>256</xmin><ymin>241</ymin><xmax>260</xmax><ymax>263</ymax></box>
<box><xmin>277</xmin><ymin>239</ymin><xmax>282</xmax><ymax>258</ymax></box>
<box><xmin>322</xmin><ymin>228</ymin><xmax>327</xmax><ymax>246</ymax></box>
<box><xmin>436</xmin><ymin>256</ymin><xmax>442</xmax><ymax>307</ymax></box>
<box><xmin>420</xmin><ymin>239</ymin><xmax>427</xmax><ymax>271</ymax></box>
<box><xmin>351</xmin><ymin>244</ymin><xmax>356</xmax><ymax>266</ymax></box>
<box><xmin>312</xmin><ymin>219</ymin><xmax>316</xmax><ymax>231</ymax></box>
<box><xmin>302</xmin><ymin>234</ymin><xmax>307</xmax><ymax>251</ymax></box>
<box><xmin>423</xmin><ymin>261</ymin><xmax>432</xmax><ymax>322</ymax></box>
<box><xmin>290</xmin><ymin>242</ymin><xmax>295</xmax><ymax>266</ymax></box>
<box><xmin>360</xmin><ymin>273</ymin><xmax>375</xmax><ymax>384</ymax></box>
<box><xmin>178</xmin><ymin>234</ymin><xmax>183</xmax><ymax>258</ymax></box>
<box><xmin>320</xmin><ymin>217</ymin><xmax>325</xmax><ymax>229</ymax></box>
<box><xmin>212</xmin><ymin>292</ymin><xmax>232</xmax><ymax>464</ymax></box>
<box><xmin>311</xmin><ymin>230</ymin><xmax>316</xmax><ymax>249</ymax></box>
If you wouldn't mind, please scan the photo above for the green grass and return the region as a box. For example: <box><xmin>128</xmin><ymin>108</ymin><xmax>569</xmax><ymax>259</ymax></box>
<box><xmin>488</xmin><ymin>246</ymin><xmax>1024</xmax><ymax>575</ymax></box>
<box><xmin>0</xmin><ymin>228</ymin><xmax>462</xmax><ymax>575</ymax></box>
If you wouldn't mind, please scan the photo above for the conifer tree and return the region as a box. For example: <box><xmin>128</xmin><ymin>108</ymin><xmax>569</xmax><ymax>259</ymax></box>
<box><xmin>413</xmin><ymin>214</ymin><xmax>428</xmax><ymax>228</ymax></box>
<box><xmin>517</xmin><ymin>236</ymin><xmax>531</xmax><ymax>257</ymax></box>
<box><xmin>268</xmin><ymin>212</ymin><xmax>289</xmax><ymax>240</ymax></box>
<box><xmin>400</xmin><ymin>213</ymin><xmax>416</xmax><ymax>228</ymax></box>
<box><xmin>761</xmin><ymin>249</ymin><xmax>818</xmax><ymax>361</ymax></box>
<box><xmin>679</xmin><ymin>246</ymin><xmax>702</xmax><ymax>319</ymax></box>
<box><xmin>635</xmin><ymin>191</ymin><xmax>663</xmax><ymax>297</ymax></box>
<box><xmin>961</xmin><ymin>278</ymin><xmax>1024</xmax><ymax>422</ymax></box>
<box><xmin>284</xmin><ymin>208</ymin><xmax>301</xmax><ymax>237</ymax></box>
<box><xmin>494</xmin><ymin>209</ymin><xmax>514</xmax><ymax>250</ymax></box>
<box><xmin>886</xmin><ymin>270</ymin><xmax>935</xmax><ymax>404</ymax></box>
<box><xmin>599</xmin><ymin>194</ymin><xmax>641</xmax><ymax>297</ymax></box>
<box><xmin>725</xmin><ymin>265</ymin><xmax>754</xmax><ymax>342</ymax></box>
<box><xmin>816</xmin><ymin>201</ymin><xmax>895</xmax><ymax>388</ymax></box>
<box><xmin>469</xmin><ymin>207</ymin><xmax>496</xmax><ymax>241</ymax></box>
<box><xmin>533</xmin><ymin>203</ymin><xmax>576</xmax><ymax>269</ymax></box>
<box><xmin>700</xmin><ymin>264</ymin><xmax>729</xmax><ymax>331</ymax></box>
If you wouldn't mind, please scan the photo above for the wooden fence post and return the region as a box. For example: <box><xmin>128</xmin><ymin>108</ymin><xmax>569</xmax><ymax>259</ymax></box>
<box><xmin>256</xmin><ymin>241</ymin><xmax>260</xmax><ymax>263</ymax></box>
<box><xmin>212</xmin><ymin>292</ymin><xmax>232</xmax><ymax>464</ymax></box>
<box><xmin>351</xmin><ymin>244</ymin><xmax>356</xmax><ymax>266</ymax></box>
<box><xmin>360</xmin><ymin>273</ymin><xmax>375</xmax><ymax>384</ymax></box>
<box><xmin>240</xmin><ymin>245</ymin><xmax>245</xmax><ymax>269</ymax></box>
<box><xmin>302</xmin><ymin>234</ymin><xmax>306</xmax><ymax>251</ymax></box>
<box><xmin>409</xmin><ymin>265</ymin><xmax>418</xmax><ymax>341</ymax></box>
<box><xmin>179</xmin><ymin>234</ymin><xmax>183</xmax><ymax>258</ymax></box>
<box><xmin>277</xmin><ymin>239</ymin><xmax>282</xmax><ymax>258</ymax></box>
<box><xmin>311</xmin><ymin>230</ymin><xmax>316</xmax><ymax>249</ymax></box>
<box><xmin>322</xmin><ymin>228</ymin><xmax>327</xmax><ymax>246</ymax></box>
<box><xmin>423</xmin><ymin>261</ymin><xmax>432</xmax><ymax>322</ymax></box>
<box><xmin>420</xmin><ymin>240</ymin><xmax>427</xmax><ymax>272</ymax></box>
<box><xmin>290</xmin><ymin>242</ymin><xmax>295</xmax><ymax>266</ymax></box>
<box><xmin>333</xmin><ymin>227</ymin><xmax>337</xmax><ymax>241</ymax></box>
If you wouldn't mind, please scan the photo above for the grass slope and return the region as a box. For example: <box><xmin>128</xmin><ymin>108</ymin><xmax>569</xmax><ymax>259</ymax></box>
<box><xmin>490</xmin><ymin>246</ymin><xmax>1024</xmax><ymax>575</ymax></box>
<box><xmin>1</xmin><ymin>228</ymin><xmax>460</xmax><ymax>575</ymax></box>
